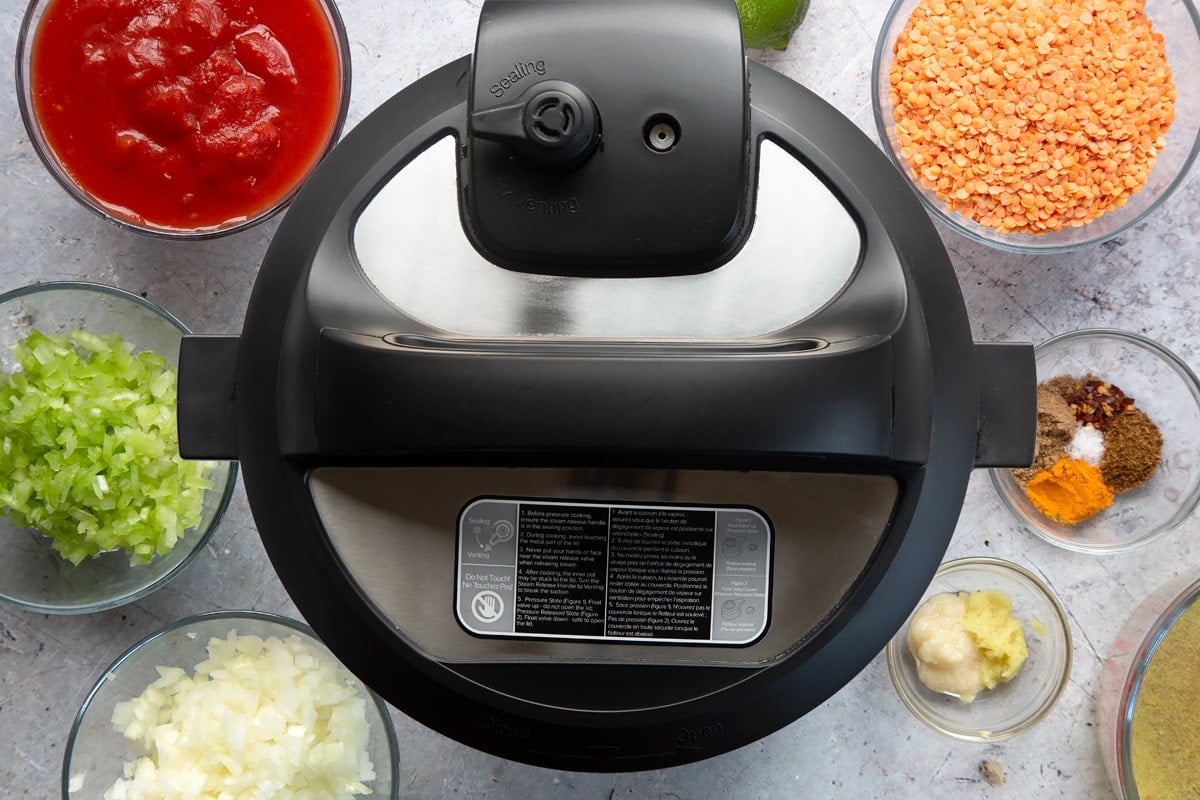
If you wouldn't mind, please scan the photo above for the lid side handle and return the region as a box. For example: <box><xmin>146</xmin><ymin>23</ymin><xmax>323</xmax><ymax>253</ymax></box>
<box><xmin>178</xmin><ymin>335</ymin><xmax>240</xmax><ymax>461</ymax></box>
<box><xmin>973</xmin><ymin>341</ymin><xmax>1035</xmax><ymax>468</ymax></box>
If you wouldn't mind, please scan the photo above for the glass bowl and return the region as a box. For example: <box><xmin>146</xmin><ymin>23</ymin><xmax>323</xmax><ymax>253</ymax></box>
<box><xmin>15</xmin><ymin>0</ymin><xmax>351</xmax><ymax>239</ymax></box>
<box><xmin>990</xmin><ymin>329</ymin><xmax>1200</xmax><ymax>553</ymax></box>
<box><xmin>0</xmin><ymin>282</ymin><xmax>237</xmax><ymax>613</ymax></box>
<box><xmin>62</xmin><ymin>611</ymin><xmax>400</xmax><ymax>800</ymax></box>
<box><xmin>872</xmin><ymin>0</ymin><xmax>1200</xmax><ymax>253</ymax></box>
<box><xmin>1097</xmin><ymin>572</ymin><xmax>1200</xmax><ymax>800</ymax></box>
<box><xmin>885</xmin><ymin>557</ymin><xmax>1072</xmax><ymax>741</ymax></box>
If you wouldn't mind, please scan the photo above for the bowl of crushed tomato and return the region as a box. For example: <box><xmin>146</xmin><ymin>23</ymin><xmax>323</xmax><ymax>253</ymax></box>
<box><xmin>17</xmin><ymin>0</ymin><xmax>351</xmax><ymax>238</ymax></box>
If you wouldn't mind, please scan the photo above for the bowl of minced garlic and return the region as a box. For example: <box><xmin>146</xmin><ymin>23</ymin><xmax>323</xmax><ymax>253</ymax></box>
<box><xmin>871</xmin><ymin>0</ymin><xmax>1200</xmax><ymax>253</ymax></box>
<box><xmin>991</xmin><ymin>329</ymin><xmax>1200</xmax><ymax>553</ymax></box>
<box><xmin>886</xmin><ymin>557</ymin><xmax>1071</xmax><ymax>741</ymax></box>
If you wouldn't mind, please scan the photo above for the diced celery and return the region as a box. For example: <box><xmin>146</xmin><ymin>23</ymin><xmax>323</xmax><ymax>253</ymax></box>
<box><xmin>0</xmin><ymin>328</ymin><xmax>216</xmax><ymax>565</ymax></box>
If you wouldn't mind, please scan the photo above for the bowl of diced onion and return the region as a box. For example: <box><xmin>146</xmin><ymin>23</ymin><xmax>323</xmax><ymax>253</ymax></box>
<box><xmin>63</xmin><ymin>611</ymin><xmax>399</xmax><ymax>800</ymax></box>
<box><xmin>0</xmin><ymin>282</ymin><xmax>237</xmax><ymax>613</ymax></box>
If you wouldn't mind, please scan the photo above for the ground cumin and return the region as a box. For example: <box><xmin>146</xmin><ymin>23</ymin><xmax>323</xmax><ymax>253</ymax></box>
<box><xmin>1042</xmin><ymin>374</ymin><xmax>1089</xmax><ymax>399</ymax></box>
<box><xmin>1025</xmin><ymin>457</ymin><xmax>1113</xmax><ymax>523</ymax></box>
<box><xmin>1131</xmin><ymin>599</ymin><xmax>1200</xmax><ymax>799</ymax></box>
<box><xmin>1101</xmin><ymin>406</ymin><xmax>1163</xmax><ymax>492</ymax></box>
<box><xmin>1012</xmin><ymin>383</ymin><xmax>1077</xmax><ymax>486</ymax></box>
<box><xmin>888</xmin><ymin>0</ymin><xmax>1175</xmax><ymax>234</ymax></box>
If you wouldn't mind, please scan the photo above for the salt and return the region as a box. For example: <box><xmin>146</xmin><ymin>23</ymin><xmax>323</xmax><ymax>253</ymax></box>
<box><xmin>1068</xmin><ymin>425</ymin><xmax>1105</xmax><ymax>465</ymax></box>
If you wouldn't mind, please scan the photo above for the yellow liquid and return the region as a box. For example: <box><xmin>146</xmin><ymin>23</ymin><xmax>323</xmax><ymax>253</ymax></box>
<box><xmin>1131</xmin><ymin>600</ymin><xmax>1200</xmax><ymax>799</ymax></box>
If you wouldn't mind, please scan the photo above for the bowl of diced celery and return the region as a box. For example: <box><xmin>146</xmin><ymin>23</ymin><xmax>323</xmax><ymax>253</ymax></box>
<box><xmin>63</xmin><ymin>611</ymin><xmax>399</xmax><ymax>800</ymax></box>
<box><xmin>0</xmin><ymin>282</ymin><xmax>236</xmax><ymax>613</ymax></box>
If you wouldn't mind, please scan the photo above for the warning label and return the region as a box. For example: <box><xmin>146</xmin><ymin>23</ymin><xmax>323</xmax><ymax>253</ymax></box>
<box><xmin>456</xmin><ymin>499</ymin><xmax>771</xmax><ymax>645</ymax></box>
<box><xmin>607</xmin><ymin>507</ymin><xmax>714</xmax><ymax>639</ymax></box>
<box><xmin>514</xmin><ymin>505</ymin><xmax>608</xmax><ymax>636</ymax></box>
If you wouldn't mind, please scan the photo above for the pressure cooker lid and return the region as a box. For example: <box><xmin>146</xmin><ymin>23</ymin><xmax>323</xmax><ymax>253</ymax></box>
<box><xmin>177</xmin><ymin>0</ymin><xmax>1035</xmax><ymax>772</ymax></box>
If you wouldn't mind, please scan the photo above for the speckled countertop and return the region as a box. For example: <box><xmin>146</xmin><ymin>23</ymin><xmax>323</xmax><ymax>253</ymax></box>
<box><xmin>4</xmin><ymin>1</ymin><xmax>1200</xmax><ymax>798</ymax></box>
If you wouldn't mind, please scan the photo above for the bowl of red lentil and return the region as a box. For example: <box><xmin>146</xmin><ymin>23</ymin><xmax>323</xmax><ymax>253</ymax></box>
<box><xmin>872</xmin><ymin>0</ymin><xmax>1200</xmax><ymax>252</ymax></box>
<box><xmin>989</xmin><ymin>329</ymin><xmax>1200</xmax><ymax>552</ymax></box>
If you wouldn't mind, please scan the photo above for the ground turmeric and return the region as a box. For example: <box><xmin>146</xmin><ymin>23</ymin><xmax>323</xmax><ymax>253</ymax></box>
<box><xmin>1025</xmin><ymin>457</ymin><xmax>1113</xmax><ymax>524</ymax></box>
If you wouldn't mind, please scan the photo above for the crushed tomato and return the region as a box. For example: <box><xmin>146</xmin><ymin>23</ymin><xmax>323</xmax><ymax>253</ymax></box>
<box><xmin>30</xmin><ymin>0</ymin><xmax>344</xmax><ymax>232</ymax></box>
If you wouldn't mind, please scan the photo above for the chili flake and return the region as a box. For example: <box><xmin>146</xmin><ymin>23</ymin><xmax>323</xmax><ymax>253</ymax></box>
<box><xmin>1065</xmin><ymin>379</ymin><xmax>1135</xmax><ymax>431</ymax></box>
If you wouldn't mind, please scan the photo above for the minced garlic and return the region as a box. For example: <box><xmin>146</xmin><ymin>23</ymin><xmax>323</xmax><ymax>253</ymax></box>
<box><xmin>907</xmin><ymin>590</ymin><xmax>1028</xmax><ymax>702</ymax></box>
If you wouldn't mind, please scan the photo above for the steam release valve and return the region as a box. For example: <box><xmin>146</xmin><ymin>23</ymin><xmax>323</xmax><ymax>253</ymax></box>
<box><xmin>469</xmin><ymin>80</ymin><xmax>600</xmax><ymax>170</ymax></box>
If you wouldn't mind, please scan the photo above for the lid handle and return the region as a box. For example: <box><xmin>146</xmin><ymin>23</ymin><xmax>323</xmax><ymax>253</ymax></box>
<box><xmin>283</xmin><ymin>329</ymin><xmax>904</xmax><ymax>464</ymax></box>
<box><xmin>972</xmin><ymin>341</ymin><xmax>1035</xmax><ymax>468</ymax></box>
<box><xmin>462</xmin><ymin>0</ymin><xmax>750</xmax><ymax>277</ymax></box>
<box><xmin>177</xmin><ymin>335</ymin><xmax>240</xmax><ymax>460</ymax></box>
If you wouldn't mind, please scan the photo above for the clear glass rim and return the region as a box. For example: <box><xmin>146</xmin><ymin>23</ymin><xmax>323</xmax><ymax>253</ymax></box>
<box><xmin>987</xmin><ymin>328</ymin><xmax>1200</xmax><ymax>553</ymax></box>
<box><xmin>870</xmin><ymin>0</ymin><xmax>1200</xmax><ymax>254</ymax></box>
<box><xmin>61</xmin><ymin>610</ymin><xmax>401</xmax><ymax>800</ymax></box>
<box><xmin>0</xmin><ymin>281</ymin><xmax>239</xmax><ymax>613</ymax></box>
<box><xmin>15</xmin><ymin>0</ymin><xmax>354</xmax><ymax>240</ymax></box>
<box><xmin>0</xmin><ymin>280</ymin><xmax>190</xmax><ymax>334</ymax></box>
<box><xmin>885</xmin><ymin>556</ymin><xmax>1073</xmax><ymax>742</ymax></box>
<box><xmin>1114</xmin><ymin>577</ymin><xmax>1200</xmax><ymax>799</ymax></box>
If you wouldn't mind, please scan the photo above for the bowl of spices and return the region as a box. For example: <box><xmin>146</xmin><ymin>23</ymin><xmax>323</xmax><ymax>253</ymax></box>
<box><xmin>885</xmin><ymin>557</ymin><xmax>1072</xmax><ymax>741</ymax></box>
<box><xmin>16</xmin><ymin>0</ymin><xmax>351</xmax><ymax>238</ymax></box>
<box><xmin>872</xmin><ymin>0</ymin><xmax>1200</xmax><ymax>253</ymax></box>
<box><xmin>990</xmin><ymin>329</ymin><xmax>1200</xmax><ymax>553</ymax></box>
<box><xmin>1097</xmin><ymin>572</ymin><xmax>1200</xmax><ymax>799</ymax></box>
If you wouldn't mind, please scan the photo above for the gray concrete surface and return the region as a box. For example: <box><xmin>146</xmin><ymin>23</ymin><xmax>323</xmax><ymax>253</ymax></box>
<box><xmin>4</xmin><ymin>1</ymin><xmax>1200</xmax><ymax>797</ymax></box>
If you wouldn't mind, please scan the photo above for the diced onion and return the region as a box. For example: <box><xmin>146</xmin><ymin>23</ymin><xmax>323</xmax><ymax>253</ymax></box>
<box><xmin>0</xmin><ymin>328</ymin><xmax>215</xmax><ymax>565</ymax></box>
<box><xmin>105</xmin><ymin>631</ymin><xmax>377</xmax><ymax>800</ymax></box>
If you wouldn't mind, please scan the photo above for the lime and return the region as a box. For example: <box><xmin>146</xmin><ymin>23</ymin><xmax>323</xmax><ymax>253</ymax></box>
<box><xmin>736</xmin><ymin>0</ymin><xmax>810</xmax><ymax>51</ymax></box>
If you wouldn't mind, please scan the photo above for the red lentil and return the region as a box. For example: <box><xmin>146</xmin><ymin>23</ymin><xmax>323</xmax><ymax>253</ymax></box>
<box><xmin>888</xmin><ymin>0</ymin><xmax>1175</xmax><ymax>234</ymax></box>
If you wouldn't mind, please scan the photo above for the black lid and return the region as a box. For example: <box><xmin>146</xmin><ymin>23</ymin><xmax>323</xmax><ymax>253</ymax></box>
<box><xmin>176</xmin><ymin>0</ymin><xmax>1035</xmax><ymax>773</ymax></box>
